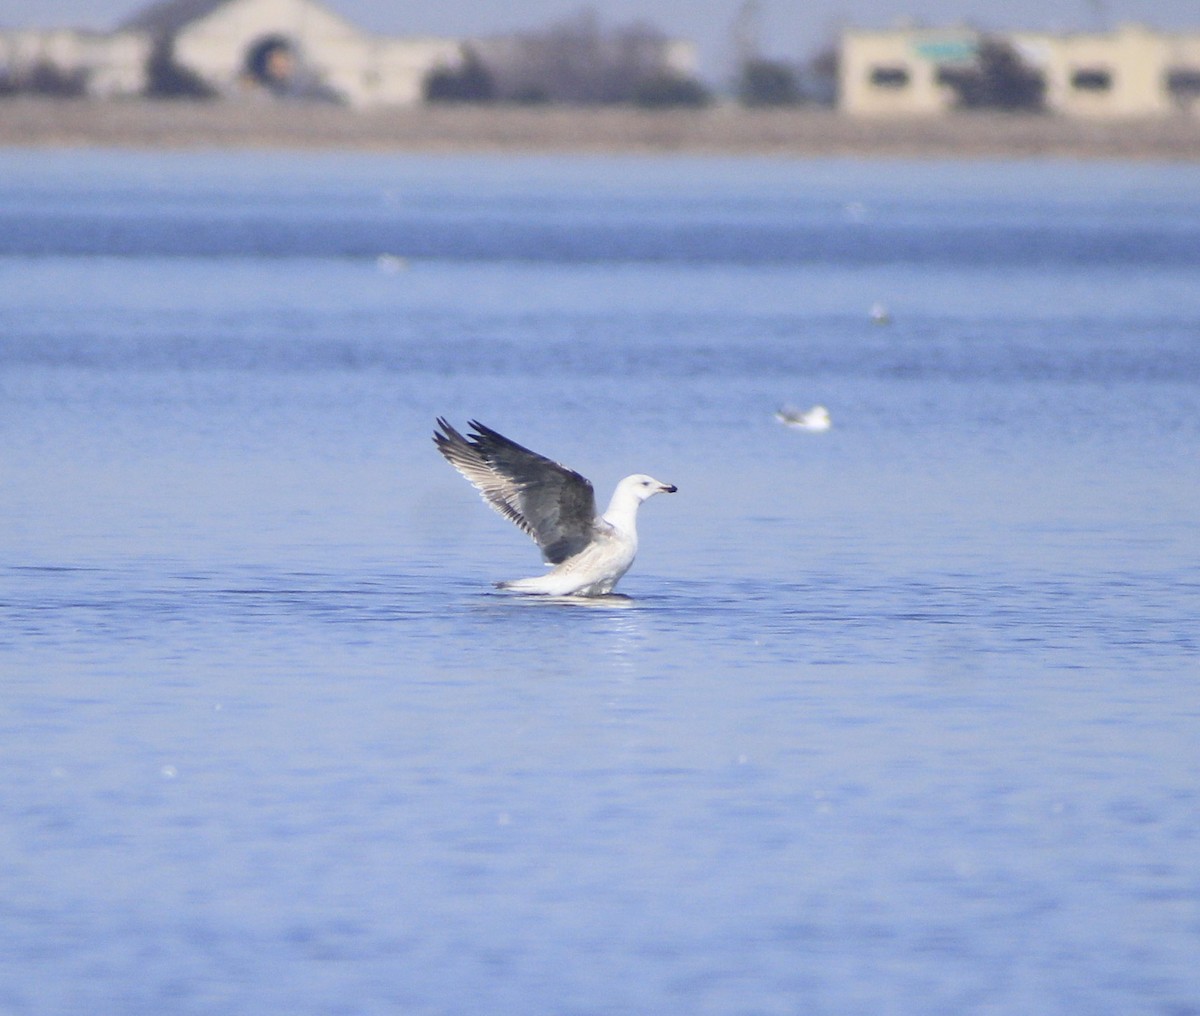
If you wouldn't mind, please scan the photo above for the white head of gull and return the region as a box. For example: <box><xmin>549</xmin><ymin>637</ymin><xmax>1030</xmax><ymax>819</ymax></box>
<box><xmin>434</xmin><ymin>419</ymin><xmax>677</xmax><ymax>596</ymax></box>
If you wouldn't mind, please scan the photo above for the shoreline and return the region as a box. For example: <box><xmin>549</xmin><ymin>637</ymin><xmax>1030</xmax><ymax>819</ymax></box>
<box><xmin>2</xmin><ymin>98</ymin><xmax>1200</xmax><ymax>160</ymax></box>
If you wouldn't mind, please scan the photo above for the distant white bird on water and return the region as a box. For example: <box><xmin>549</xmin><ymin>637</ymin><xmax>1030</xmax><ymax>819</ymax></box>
<box><xmin>376</xmin><ymin>253</ymin><xmax>408</xmax><ymax>274</ymax></box>
<box><xmin>775</xmin><ymin>405</ymin><xmax>831</xmax><ymax>432</ymax></box>
<box><xmin>434</xmin><ymin>419</ymin><xmax>677</xmax><ymax>596</ymax></box>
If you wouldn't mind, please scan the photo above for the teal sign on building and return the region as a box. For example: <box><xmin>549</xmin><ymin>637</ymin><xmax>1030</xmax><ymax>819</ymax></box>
<box><xmin>913</xmin><ymin>39</ymin><xmax>977</xmax><ymax>62</ymax></box>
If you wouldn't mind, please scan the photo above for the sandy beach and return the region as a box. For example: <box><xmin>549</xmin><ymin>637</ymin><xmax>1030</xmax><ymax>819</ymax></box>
<box><xmin>2</xmin><ymin>96</ymin><xmax>1200</xmax><ymax>159</ymax></box>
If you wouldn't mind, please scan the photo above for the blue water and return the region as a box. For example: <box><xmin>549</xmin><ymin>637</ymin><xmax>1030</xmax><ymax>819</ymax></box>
<box><xmin>1</xmin><ymin>150</ymin><xmax>1199</xmax><ymax>1015</ymax></box>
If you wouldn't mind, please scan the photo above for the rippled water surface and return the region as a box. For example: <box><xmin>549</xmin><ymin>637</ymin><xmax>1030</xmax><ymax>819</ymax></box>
<box><xmin>2</xmin><ymin>150</ymin><xmax>1199</xmax><ymax>1014</ymax></box>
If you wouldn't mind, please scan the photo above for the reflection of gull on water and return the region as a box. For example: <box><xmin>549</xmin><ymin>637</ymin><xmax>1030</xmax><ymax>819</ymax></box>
<box><xmin>434</xmin><ymin>419</ymin><xmax>676</xmax><ymax>597</ymax></box>
<box><xmin>775</xmin><ymin>406</ymin><xmax>831</xmax><ymax>432</ymax></box>
<box><xmin>491</xmin><ymin>591</ymin><xmax>640</xmax><ymax>610</ymax></box>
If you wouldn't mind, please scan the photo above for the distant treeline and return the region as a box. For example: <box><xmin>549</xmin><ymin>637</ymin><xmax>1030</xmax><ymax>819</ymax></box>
<box><xmin>0</xmin><ymin>13</ymin><xmax>1051</xmax><ymax>114</ymax></box>
<box><xmin>425</xmin><ymin>12</ymin><xmax>837</xmax><ymax>109</ymax></box>
<box><xmin>0</xmin><ymin>62</ymin><xmax>89</xmax><ymax>97</ymax></box>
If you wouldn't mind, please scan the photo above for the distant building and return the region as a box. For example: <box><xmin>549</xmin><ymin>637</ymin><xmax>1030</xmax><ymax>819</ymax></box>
<box><xmin>0</xmin><ymin>27</ymin><xmax>150</xmax><ymax>97</ymax></box>
<box><xmin>121</xmin><ymin>0</ymin><xmax>462</xmax><ymax>105</ymax></box>
<box><xmin>0</xmin><ymin>0</ymin><xmax>466</xmax><ymax>105</ymax></box>
<box><xmin>840</xmin><ymin>24</ymin><xmax>1200</xmax><ymax>117</ymax></box>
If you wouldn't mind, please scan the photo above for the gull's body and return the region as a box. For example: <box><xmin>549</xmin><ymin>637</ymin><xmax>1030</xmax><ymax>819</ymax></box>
<box><xmin>434</xmin><ymin>419</ymin><xmax>676</xmax><ymax>596</ymax></box>
<box><xmin>775</xmin><ymin>405</ymin><xmax>831</xmax><ymax>432</ymax></box>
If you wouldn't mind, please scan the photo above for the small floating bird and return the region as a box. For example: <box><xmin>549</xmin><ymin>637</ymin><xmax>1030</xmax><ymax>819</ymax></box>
<box><xmin>434</xmin><ymin>419</ymin><xmax>677</xmax><ymax>596</ymax></box>
<box><xmin>869</xmin><ymin>301</ymin><xmax>892</xmax><ymax>325</ymax></box>
<box><xmin>775</xmin><ymin>405</ymin><xmax>831</xmax><ymax>432</ymax></box>
<box><xmin>376</xmin><ymin>253</ymin><xmax>409</xmax><ymax>274</ymax></box>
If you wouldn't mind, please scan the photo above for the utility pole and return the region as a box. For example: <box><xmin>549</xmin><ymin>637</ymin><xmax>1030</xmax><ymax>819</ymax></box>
<box><xmin>733</xmin><ymin>0</ymin><xmax>763</xmax><ymax>70</ymax></box>
<box><xmin>1086</xmin><ymin>0</ymin><xmax>1110</xmax><ymax>32</ymax></box>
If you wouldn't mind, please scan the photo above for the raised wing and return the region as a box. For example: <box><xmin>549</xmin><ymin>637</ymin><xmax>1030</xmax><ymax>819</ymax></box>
<box><xmin>434</xmin><ymin>418</ymin><xmax>597</xmax><ymax>564</ymax></box>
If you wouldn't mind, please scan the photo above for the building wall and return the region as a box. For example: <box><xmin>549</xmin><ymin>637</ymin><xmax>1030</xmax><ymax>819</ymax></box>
<box><xmin>841</xmin><ymin>24</ymin><xmax>1200</xmax><ymax>118</ymax></box>
<box><xmin>1</xmin><ymin>0</ymin><xmax>462</xmax><ymax>106</ymax></box>
<box><xmin>173</xmin><ymin>0</ymin><xmax>356</xmax><ymax>94</ymax></box>
<box><xmin>839</xmin><ymin>29</ymin><xmax>973</xmax><ymax>115</ymax></box>
<box><xmin>663</xmin><ymin>39</ymin><xmax>698</xmax><ymax>77</ymax></box>
<box><xmin>329</xmin><ymin>37</ymin><xmax>462</xmax><ymax>106</ymax></box>
<box><xmin>1016</xmin><ymin>25</ymin><xmax>1169</xmax><ymax>117</ymax></box>
<box><xmin>171</xmin><ymin>0</ymin><xmax>460</xmax><ymax>104</ymax></box>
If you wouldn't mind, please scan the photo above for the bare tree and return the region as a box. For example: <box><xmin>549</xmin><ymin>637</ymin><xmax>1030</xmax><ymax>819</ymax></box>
<box><xmin>939</xmin><ymin>37</ymin><xmax>1045</xmax><ymax>112</ymax></box>
<box><xmin>737</xmin><ymin>59</ymin><xmax>802</xmax><ymax>106</ymax></box>
<box><xmin>0</xmin><ymin>60</ymin><xmax>88</xmax><ymax>97</ymax></box>
<box><xmin>425</xmin><ymin>46</ymin><xmax>496</xmax><ymax>103</ymax></box>
<box><xmin>480</xmin><ymin>9</ymin><xmax>705</xmax><ymax>105</ymax></box>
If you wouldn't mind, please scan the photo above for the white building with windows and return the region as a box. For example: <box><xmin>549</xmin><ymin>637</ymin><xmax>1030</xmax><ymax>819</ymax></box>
<box><xmin>121</xmin><ymin>0</ymin><xmax>463</xmax><ymax>105</ymax></box>
<box><xmin>0</xmin><ymin>27</ymin><xmax>151</xmax><ymax>96</ymax></box>
<box><xmin>840</xmin><ymin>24</ymin><xmax>1200</xmax><ymax>117</ymax></box>
<box><xmin>1</xmin><ymin>0</ymin><xmax>465</xmax><ymax>105</ymax></box>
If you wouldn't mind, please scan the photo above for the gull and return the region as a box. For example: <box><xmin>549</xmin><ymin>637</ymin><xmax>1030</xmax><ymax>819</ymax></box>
<box><xmin>376</xmin><ymin>253</ymin><xmax>409</xmax><ymax>273</ymax></box>
<box><xmin>775</xmin><ymin>405</ymin><xmax>831</xmax><ymax>432</ymax></box>
<box><xmin>434</xmin><ymin>419</ymin><xmax>677</xmax><ymax>596</ymax></box>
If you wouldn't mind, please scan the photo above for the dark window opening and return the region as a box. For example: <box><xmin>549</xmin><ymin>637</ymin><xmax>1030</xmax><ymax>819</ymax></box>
<box><xmin>1071</xmin><ymin>68</ymin><xmax>1112</xmax><ymax>91</ymax></box>
<box><xmin>1166</xmin><ymin>68</ymin><xmax>1200</xmax><ymax>96</ymax></box>
<box><xmin>869</xmin><ymin>66</ymin><xmax>910</xmax><ymax>89</ymax></box>
<box><xmin>245</xmin><ymin>35</ymin><xmax>296</xmax><ymax>88</ymax></box>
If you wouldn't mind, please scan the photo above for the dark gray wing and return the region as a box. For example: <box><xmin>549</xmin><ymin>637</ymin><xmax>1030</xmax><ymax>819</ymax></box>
<box><xmin>433</xmin><ymin>418</ymin><xmax>597</xmax><ymax>564</ymax></box>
